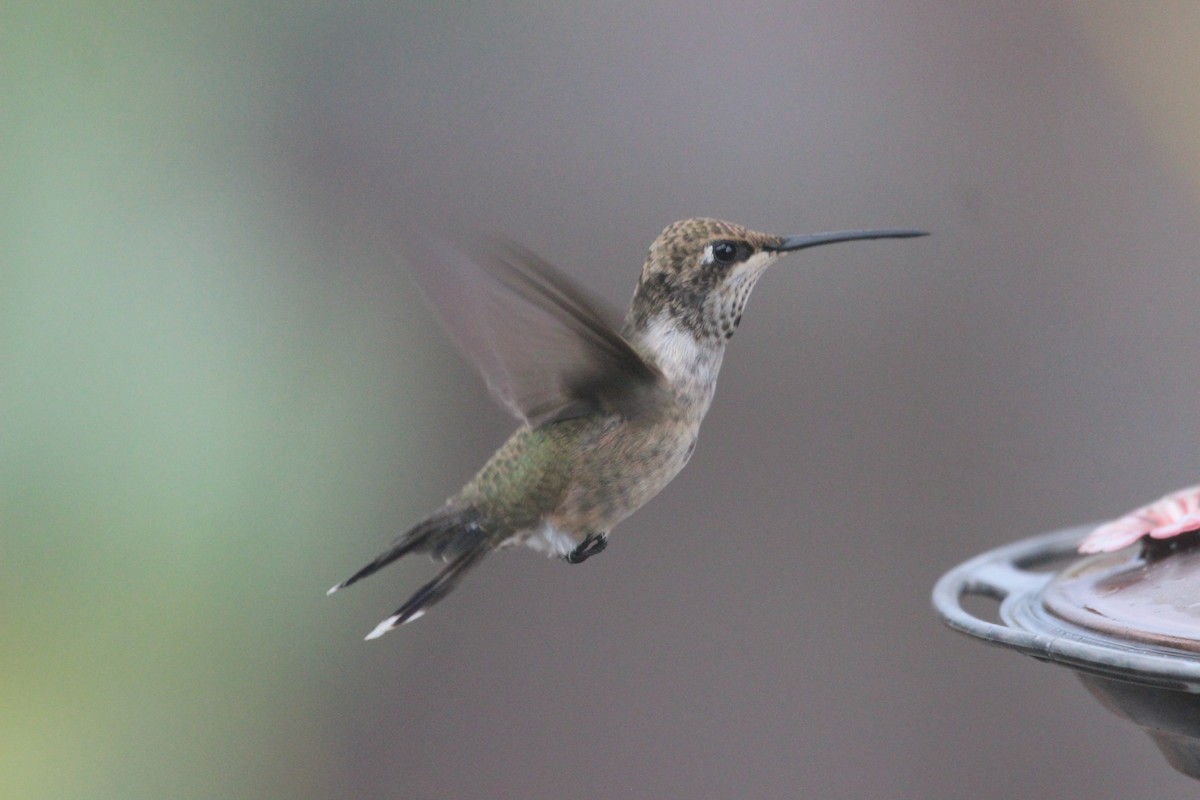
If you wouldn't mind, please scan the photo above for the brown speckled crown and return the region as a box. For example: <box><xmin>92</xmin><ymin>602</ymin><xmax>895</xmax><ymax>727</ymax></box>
<box><xmin>627</xmin><ymin>218</ymin><xmax>784</xmax><ymax>339</ymax></box>
<box><xmin>644</xmin><ymin>218</ymin><xmax>782</xmax><ymax>274</ymax></box>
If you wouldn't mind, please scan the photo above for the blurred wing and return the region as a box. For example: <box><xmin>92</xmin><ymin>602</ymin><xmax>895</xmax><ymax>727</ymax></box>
<box><xmin>410</xmin><ymin>238</ymin><xmax>664</xmax><ymax>427</ymax></box>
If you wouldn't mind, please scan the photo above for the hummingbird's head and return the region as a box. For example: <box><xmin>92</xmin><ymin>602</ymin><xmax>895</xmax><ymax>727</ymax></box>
<box><xmin>629</xmin><ymin>218</ymin><xmax>788</xmax><ymax>342</ymax></box>
<box><xmin>628</xmin><ymin>217</ymin><xmax>924</xmax><ymax>343</ymax></box>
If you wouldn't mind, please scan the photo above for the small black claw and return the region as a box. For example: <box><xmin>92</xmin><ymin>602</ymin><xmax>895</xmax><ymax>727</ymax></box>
<box><xmin>565</xmin><ymin>533</ymin><xmax>607</xmax><ymax>564</ymax></box>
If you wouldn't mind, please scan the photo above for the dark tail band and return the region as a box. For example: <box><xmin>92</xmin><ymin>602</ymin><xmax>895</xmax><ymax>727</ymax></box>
<box><xmin>328</xmin><ymin>505</ymin><xmax>492</xmax><ymax>638</ymax></box>
<box><xmin>363</xmin><ymin>542</ymin><xmax>491</xmax><ymax>639</ymax></box>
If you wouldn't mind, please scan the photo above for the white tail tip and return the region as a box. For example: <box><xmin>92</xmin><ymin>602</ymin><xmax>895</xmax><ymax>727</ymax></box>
<box><xmin>363</xmin><ymin>609</ymin><xmax>426</xmax><ymax>640</ymax></box>
<box><xmin>365</xmin><ymin>615</ymin><xmax>400</xmax><ymax>640</ymax></box>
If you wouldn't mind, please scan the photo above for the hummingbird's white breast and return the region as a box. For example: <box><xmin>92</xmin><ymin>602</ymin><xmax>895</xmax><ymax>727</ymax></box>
<box><xmin>636</xmin><ymin>313</ymin><xmax>725</xmax><ymax>419</ymax></box>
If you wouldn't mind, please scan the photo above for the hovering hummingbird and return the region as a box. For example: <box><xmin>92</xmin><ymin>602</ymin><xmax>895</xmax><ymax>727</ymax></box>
<box><xmin>329</xmin><ymin>218</ymin><xmax>926</xmax><ymax>639</ymax></box>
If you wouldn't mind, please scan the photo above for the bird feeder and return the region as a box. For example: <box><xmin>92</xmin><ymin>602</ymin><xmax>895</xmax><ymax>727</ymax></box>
<box><xmin>934</xmin><ymin>526</ymin><xmax>1200</xmax><ymax>781</ymax></box>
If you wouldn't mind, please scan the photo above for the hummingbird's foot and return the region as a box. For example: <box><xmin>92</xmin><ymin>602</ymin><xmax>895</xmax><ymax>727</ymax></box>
<box><xmin>565</xmin><ymin>533</ymin><xmax>607</xmax><ymax>564</ymax></box>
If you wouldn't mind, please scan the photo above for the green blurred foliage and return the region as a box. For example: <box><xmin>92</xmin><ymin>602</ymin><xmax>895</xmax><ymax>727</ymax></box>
<box><xmin>1</xmin><ymin>5</ymin><xmax>426</xmax><ymax>798</ymax></box>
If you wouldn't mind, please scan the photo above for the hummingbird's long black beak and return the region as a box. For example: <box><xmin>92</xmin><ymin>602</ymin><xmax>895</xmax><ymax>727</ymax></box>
<box><xmin>768</xmin><ymin>229</ymin><xmax>928</xmax><ymax>253</ymax></box>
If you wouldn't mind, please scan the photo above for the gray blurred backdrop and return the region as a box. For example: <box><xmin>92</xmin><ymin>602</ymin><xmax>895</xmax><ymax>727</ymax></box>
<box><xmin>6</xmin><ymin>3</ymin><xmax>1200</xmax><ymax>798</ymax></box>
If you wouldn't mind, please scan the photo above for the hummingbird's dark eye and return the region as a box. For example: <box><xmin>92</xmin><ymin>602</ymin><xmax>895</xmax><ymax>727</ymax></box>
<box><xmin>712</xmin><ymin>241</ymin><xmax>739</xmax><ymax>264</ymax></box>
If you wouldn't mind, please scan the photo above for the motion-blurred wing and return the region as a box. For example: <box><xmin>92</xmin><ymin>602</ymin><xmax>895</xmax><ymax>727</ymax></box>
<box><xmin>410</xmin><ymin>238</ymin><xmax>665</xmax><ymax>428</ymax></box>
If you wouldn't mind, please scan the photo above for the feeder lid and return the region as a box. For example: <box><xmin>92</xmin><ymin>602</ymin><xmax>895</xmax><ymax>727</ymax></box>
<box><xmin>933</xmin><ymin>527</ymin><xmax>1200</xmax><ymax>783</ymax></box>
<box><xmin>932</xmin><ymin>525</ymin><xmax>1200</xmax><ymax>686</ymax></box>
<box><xmin>1042</xmin><ymin>534</ymin><xmax>1200</xmax><ymax>654</ymax></box>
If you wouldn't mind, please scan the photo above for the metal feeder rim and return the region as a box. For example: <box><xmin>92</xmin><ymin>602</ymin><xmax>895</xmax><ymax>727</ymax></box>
<box><xmin>932</xmin><ymin>525</ymin><xmax>1200</xmax><ymax>690</ymax></box>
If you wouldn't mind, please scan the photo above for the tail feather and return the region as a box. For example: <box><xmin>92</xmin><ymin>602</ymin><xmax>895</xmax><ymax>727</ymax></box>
<box><xmin>326</xmin><ymin>535</ymin><xmax>423</xmax><ymax>596</ymax></box>
<box><xmin>364</xmin><ymin>542</ymin><xmax>491</xmax><ymax>639</ymax></box>
<box><xmin>328</xmin><ymin>505</ymin><xmax>492</xmax><ymax>637</ymax></box>
<box><xmin>327</xmin><ymin>506</ymin><xmax>484</xmax><ymax>595</ymax></box>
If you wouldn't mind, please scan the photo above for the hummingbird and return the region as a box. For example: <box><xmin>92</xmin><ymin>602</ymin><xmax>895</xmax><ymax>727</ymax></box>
<box><xmin>329</xmin><ymin>218</ymin><xmax>926</xmax><ymax>639</ymax></box>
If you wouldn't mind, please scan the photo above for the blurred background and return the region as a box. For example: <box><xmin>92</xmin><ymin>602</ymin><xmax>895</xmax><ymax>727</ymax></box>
<box><xmin>5</xmin><ymin>2</ymin><xmax>1200</xmax><ymax>798</ymax></box>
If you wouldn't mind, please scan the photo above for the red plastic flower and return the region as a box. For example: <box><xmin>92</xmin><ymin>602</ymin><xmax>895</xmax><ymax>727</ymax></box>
<box><xmin>1078</xmin><ymin>485</ymin><xmax>1200</xmax><ymax>554</ymax></box>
